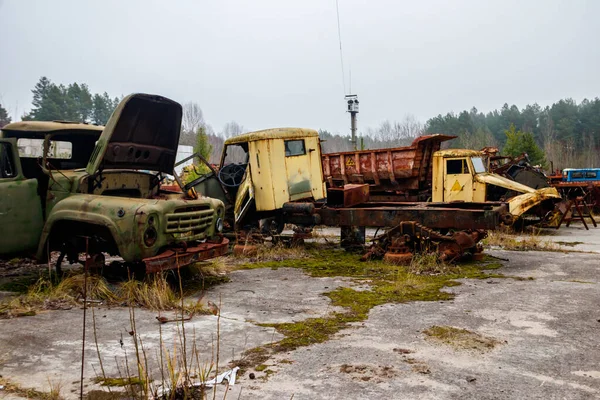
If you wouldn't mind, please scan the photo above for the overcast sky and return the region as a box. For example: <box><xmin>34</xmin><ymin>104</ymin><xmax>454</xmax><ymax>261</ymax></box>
<box><xmin>1</xmin><ymin>0</ymin><xmax>599</xmax><ymax>135</ymax></box>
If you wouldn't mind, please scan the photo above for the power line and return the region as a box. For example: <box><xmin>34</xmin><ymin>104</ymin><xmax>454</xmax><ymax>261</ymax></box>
<box><xmin>335</xmin><ymin>0</ymin><xmax>347</xmax><ymax>96</ymax></box>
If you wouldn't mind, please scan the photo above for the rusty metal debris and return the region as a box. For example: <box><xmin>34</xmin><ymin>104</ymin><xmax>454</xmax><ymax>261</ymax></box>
<box><xmin>554</xmin><ymin>197</ymin><xmax>597</xmax><ymax>230</ymax></box>
<box><xmin>322</xmin><ymin>134</ymin><xmax>456</xmax><ymax>201</ymax></box>
<box><xmin>143</xmin><ymin>236</ymin><xmax>229</xmax><ymax>273</ymax></box>
<box><xmin>362</xmin><ymin>221</ymin><xmax>486</xmax><ymax>264</ymax></box>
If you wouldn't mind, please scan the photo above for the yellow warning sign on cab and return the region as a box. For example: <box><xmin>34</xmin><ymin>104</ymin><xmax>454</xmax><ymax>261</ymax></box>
<box><xmin>451</xmin><ymin>180</ymin><xmax>462</xmax><ymax>191</ymax></box>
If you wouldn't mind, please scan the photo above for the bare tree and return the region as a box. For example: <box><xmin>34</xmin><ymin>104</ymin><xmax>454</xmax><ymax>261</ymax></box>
<box><xmin>457</xmin><ymin>128</ymin><xmax>498</xmax><ymax>150</ymax></box>
<box><xmin>220</xmin><ymin>121</ymin><xmax>245</xmax><ymax>138</ymax></box>
<box><xmin>396</xmin><ymin>114</ymin><xmax>423</xmax><ymax>141</ymax></box>
<box><xmin>365</xmin><ymin>114</ymin><xmax>423</xmax><ymax>148</ymax></box>
<box><xmin>182</xmin><ymin>102</ymin><xmax>205</xmax><ymax>134</ymax></box>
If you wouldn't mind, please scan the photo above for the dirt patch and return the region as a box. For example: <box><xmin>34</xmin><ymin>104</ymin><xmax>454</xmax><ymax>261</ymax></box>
<box><xmin>0</xmin><ymin>257</ymin><xmax>50</xmax><ymax>293</ymax></box>
<box><xmin>423</xmin><ymin>325</ymin><xmax>503</xmax><ymax>352</ymax></box>
<box><xmin>338</xmin><ymin>363</ymin><xmax>398</xmax><ymax>382</ymax></box>
<box><xmin>555</xmin><ymin>241</ymin><xmax>585</xmax><ymax>247</ymax></box>
<box><xmin>392</xmin><ymin>348</ymin><xmax>414</xmax><ymax>354</ymax></box>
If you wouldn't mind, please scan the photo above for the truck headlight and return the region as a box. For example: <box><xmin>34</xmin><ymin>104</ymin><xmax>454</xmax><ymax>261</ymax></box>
<box><xmin>215</xmin><ymin>217</ymin><xmax>224</xmax><ymax>233</ymax></box>
<box><xmin>144</xmin><ymin>226</ymin><xmax>158</xmax><ymax>246</ymax></box>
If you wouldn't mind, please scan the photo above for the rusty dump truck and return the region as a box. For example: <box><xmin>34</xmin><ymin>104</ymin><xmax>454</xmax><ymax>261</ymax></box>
<box><xmin>179</xmin><ymin>128</ymin><xmax>549</xmax><ymax>261</ymax></box>
<box><xmin>322</xmin><ymin>134</ymin><xmax>561</xmax><ymax>225</ymax></box>
<box><xmin>0</xmin><ymin>94</ymin><xmax>228</xmax><ymax>273</ymax></box>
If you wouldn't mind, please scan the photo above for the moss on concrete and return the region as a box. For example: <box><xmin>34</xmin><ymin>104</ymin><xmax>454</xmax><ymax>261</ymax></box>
<box><xmin>236</xmin><ymin>248</ymin><xmax>506</xmax><ymax>364</ymax></box>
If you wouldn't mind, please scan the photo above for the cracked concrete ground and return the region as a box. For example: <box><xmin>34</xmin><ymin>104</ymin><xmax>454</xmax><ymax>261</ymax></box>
<box><xmin>0</xmin><ymin>225</ymin><xmax>599</xmax><ymax>399</ymax></box>
<box><xmin>240</xmin><ymin>249</ymin><xmax>600</xmax><ymax>399</ymax></box>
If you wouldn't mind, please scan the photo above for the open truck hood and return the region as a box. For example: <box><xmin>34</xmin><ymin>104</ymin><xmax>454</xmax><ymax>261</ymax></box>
<box><xmin>86</xmin><ymin>93</ymin><xmax>182</xmax><ymax>175</ymax></box>
<box><xmin>474</xmin><ymin>172</ymin><xmax>538</xmax><ymax>194</ymax></box>
<box><xmin>475</xmin><ymin>172</ymin><xmax>561</xmax><ymax>218</ymax></box>
<box><xmin>507</xmin><ymin>187</ymin><xmax>561</xmax><ymax>217</ymax></box>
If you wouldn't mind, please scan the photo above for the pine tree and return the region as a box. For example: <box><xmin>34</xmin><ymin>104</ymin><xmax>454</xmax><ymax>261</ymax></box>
<box><xmin>24</xmin><ymin>76</ymin><xmax>64</xmax><ymax>121</ymax></box>
<box><xmin>194</xmin><ymin>125</ymin><xmax>213</xmax><ymax>162</ymax></box>
<box><xmin>0</xmin><ymin>104</ymin><xmax>11</xmax><ymax>128</ymax></box>
<box><xmin>503</xmin><ymin>124</ymin><xmax>547</xmax><ymax>167</ymax></box>
<box><xmin>66</xmin><ymin>83</ymin><xmax>93</xmax><ymax>122</ymax></box>
<box><xmin>91</xmin><ymin>92</ymin><xmax>116</xmax><ymax>125</ymax></box>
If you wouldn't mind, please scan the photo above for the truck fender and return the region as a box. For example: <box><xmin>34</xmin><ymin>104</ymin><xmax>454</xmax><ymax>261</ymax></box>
<box><xmin>36</xmin><ymin>210</ymin><xmax>122</xmax><ymax>261</ymax></box>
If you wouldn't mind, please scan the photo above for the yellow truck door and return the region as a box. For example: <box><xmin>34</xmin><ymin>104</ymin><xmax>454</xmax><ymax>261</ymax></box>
<box><xmin>283</xmin><ymin>138</ymin><xmax>314</xmax><ymax>201</ymax></box>
<box><xmin>443</xmin><ymin>158</ymin><xmax>473</xmax><ymax>202</ymax></box>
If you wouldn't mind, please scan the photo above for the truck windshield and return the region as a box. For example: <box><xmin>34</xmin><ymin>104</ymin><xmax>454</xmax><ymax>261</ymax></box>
<box><xmin>471</xmin><ymin>157</ymin><xmax>486</xmax><ymax>173</ymax></box>
<box><xmin>222</xmin><ymin>143</ymin><xmax>249</xmax><ymax>166</ymax></box>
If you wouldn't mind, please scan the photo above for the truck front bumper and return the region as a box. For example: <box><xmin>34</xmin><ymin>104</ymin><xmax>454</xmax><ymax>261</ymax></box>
<box><xmin>143</xmin><ymin>236</ymin><xmax>229</xmax><ymax>273</ymax></box>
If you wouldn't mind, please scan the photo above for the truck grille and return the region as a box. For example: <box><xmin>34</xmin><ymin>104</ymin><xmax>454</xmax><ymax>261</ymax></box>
<box><xmin>165</xmin><ymin>206</ymin><xmax>214</xmax><ymax>239</ymax></box>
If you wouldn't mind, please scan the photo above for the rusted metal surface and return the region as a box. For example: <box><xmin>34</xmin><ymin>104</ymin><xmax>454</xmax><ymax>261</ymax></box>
<box><xmin>548</xmin><ymin>181</ymin><xmax>600</xmax><ymax>211</ymax></box>
<box><xmin>326</xmin><ymin>184</ymin><xmax>370</xmax><ymax>207</ymax></box>
<box><xmin>322</xmin><ymin>134</ymin><xmax>455</xmax><ymax>195</ymax></box>
<box><xmin>554</xmin><ymin>197</ymin><xmax>597</xmax><ymax>230</ymax></box>
<box><xmin>362</xmin><ymin>221</ymin><xmax>486</xmax><ymax>264</ymax></box>
<box><xmin>282</xmin><ymin>202</ymin><xmax>316</xmax><ymax>215</ymax></box>
<box><xmin>86</xmin><ymin>94</ymin><xmax>181</xmax><ymax>175</ymax></box>
<box><xmin>485</xmin><ymin>151</ymin><xmax>550</xmax><ymax>190</ymax></box>
<box><xmin>316</xmin><ymin>202</ymin><xmax>508</xmax><ymax>231</ymax></box>
<box><xmin>143</xmin><ymin>237</ymin><xmax>229</xmax><ymax>273</ymax></box>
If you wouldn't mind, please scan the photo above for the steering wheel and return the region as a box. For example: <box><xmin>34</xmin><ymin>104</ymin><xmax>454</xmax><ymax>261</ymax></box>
<box><xmin>218</xmin><ymin>163</ymin><xmax>247</xmax><ymax>187</ymax></box>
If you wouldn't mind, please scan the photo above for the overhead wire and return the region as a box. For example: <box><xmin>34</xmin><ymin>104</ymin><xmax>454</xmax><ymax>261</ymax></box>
<box><xmin>335</xmin><ymin>0</ymin><xmax>347</xmax><ymax>96</ymax></box>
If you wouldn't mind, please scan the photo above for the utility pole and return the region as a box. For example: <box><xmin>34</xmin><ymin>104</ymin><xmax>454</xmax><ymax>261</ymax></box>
<box><xmin>345</xmin><ymin>94</ymin><xmax>359</xmax><ymax>150</ymax></box>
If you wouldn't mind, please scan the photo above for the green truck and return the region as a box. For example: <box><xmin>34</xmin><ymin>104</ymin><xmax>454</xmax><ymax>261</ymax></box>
<box><xmin>0</xmin><ymin>93</ymin><xmax>227</xmax><ymax>273</ymax></box>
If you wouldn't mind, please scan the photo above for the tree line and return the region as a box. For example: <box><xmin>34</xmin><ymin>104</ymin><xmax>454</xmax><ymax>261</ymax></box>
<box><xmin>320</xmin><ymin>98</ymin><xmax>600</xmax><ymax>170</ymax></box>
<box><xmin>423</xmin><ymin>99</ymin><xmax>600</xmax><ymax>170</ymax></box>
<box><xmin>14</xmin><ymin>77</ymin><xmax>121</xmax><ymax>125</ymax></box>
<box><xmin>2</xmin><ymin>77</ymin><xmax>598</xmax><ymax>170</ymax></box>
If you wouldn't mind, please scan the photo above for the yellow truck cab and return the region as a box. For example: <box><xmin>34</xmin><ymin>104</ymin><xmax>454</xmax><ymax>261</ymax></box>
<box><xmin>183</xmin><ymin>128</ymin><xmax>326</xmax><ymax>230</ymax></box>
<box><xmin>432</xmin><ymin>149</ymin><xmax>488</xmax><ymax>203</ymax></box>
<box><xmin>432</xmin><ymin>149</ymin><xmax>561</xmax><ymax>221</ymax></box>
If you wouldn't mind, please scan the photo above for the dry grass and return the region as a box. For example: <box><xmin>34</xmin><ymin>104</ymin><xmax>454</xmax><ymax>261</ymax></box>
<box><xmin>0</xmin><ymin>377</ymin><xmax>61</xmax><ymax>400</ymax></box>
<box><xmin>234</xmin><ymin>242</ymin><xmax>309</xmax><ymax>263</ymax></box>
<box><xmin>407</xmin><ymin>253</ymin><xmax>459</xmax><ymax>275</ymax></box>
<box><xmin>0</xmin><ymin>274</ymin><xmax>118</xmax><ymax>318</ymax></box>
<box><xmin>423</xmin><ymin>325</ymin><xmax>502</xmax><ymax>352</ymax></box>
<box><xmin>484</xmin><ymin>229</ymin><xmax>560</xmax><ymax>251</ymax></box>
<box><xmin>393</xmin><ymin>273</ymin><xmax>432</xmax><ymax>297</ymax></box>
<box><xmin>118</xmin><ymin>276</ymin><xmax>179</xmax><ymax>310</ymax></box>
<box><xmin>191</xmin><ymin>257</ymin><xmax>231</xmax><ymax>275</ymax></box>
<box><xmin>0</xmin><ymin>272</ymin><xmax>210</xmax><ymax>318</ymax></box>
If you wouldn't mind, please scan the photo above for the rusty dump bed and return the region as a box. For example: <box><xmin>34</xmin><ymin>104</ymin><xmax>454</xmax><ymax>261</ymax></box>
<box><xmin>316</xmin><ymin>202</ymin><xmax>507</xmax><ymax>231</ymax></box>
<box><xmin>322</xmin><ymin>134</ymin><xmax>456</xmax><ymax>194</ymax></box>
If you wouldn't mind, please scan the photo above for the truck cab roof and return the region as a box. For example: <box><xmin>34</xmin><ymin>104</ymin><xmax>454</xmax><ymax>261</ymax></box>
<box><xmin>1</xmin><ymin>121</ymin><xmax>104</xmax><ymax>139</ymax></box>
<box><xmin>224</xmin><ymin>128</ymin><xmax>319</xmax><ymax>145</ymax></box>
<box><xmin>434</xmin><ymin>149</ymin><xmax>482</xmax><ymax>158</ymax></box>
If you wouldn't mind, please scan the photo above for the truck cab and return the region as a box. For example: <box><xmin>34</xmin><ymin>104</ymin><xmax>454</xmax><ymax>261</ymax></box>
<box><xmin>562</xmin><ymin>168</ymin><xmax>600</xmax><ymax>182</ymax></box>
<box><xmin>0</xmin><ymin>121</ymin><xmax>104</xmax><ymax>255</ymax></box>
<box><xmin>432</xmin><ymin>149</ymin><xmax>560</xmax><ymax>221</ymax></box>
<box><xmin>183</xmin><ymin>128</ymin><xmax>326</xmax><ymax>230</ymax></box>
